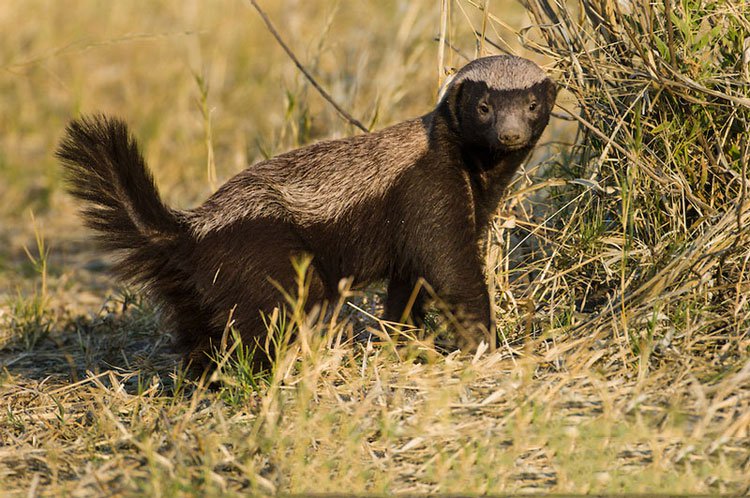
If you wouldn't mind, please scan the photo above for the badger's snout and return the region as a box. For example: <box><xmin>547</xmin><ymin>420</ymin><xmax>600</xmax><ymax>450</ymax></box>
<box><xmin>496</xmin><ymin>115</ymin><xmax>531</xmax><ymax>149</ymax></box>
<box><xmin>498</xmin><ymin>129</ymin><xmax>523</xmax><ymax>144</ymax></box>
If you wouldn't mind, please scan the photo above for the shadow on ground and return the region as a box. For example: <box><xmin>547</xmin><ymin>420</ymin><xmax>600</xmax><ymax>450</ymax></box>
<box><xmin>0</xmin><ymin>293</ymin><xmax>184</xmax><ymax>394</ymax></box>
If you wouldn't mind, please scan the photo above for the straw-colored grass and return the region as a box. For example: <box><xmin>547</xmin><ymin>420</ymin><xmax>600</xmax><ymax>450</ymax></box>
<box><xmin>1</xmin><ymin>0</ymin><xmax>749</xmax><ymax>495</ymax></box>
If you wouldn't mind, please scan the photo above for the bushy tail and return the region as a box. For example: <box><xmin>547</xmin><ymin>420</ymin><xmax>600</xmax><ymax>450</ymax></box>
<box><xmin>56</xmin><ymin>115</ymin><xmax>186</xmax><ymax>284</ymax></box>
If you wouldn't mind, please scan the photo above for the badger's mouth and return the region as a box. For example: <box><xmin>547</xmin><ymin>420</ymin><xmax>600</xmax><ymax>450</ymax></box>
<box><xmin>496</xmin><ymin>140</ymin><xmax>530</xmax><ymax>152</ymax></box>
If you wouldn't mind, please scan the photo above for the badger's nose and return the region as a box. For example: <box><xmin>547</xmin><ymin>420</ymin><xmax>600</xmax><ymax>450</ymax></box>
<box><xmin>499</xmin><ymin>131</ymin><xmax>522</xmax><ymax>143</ymax></box>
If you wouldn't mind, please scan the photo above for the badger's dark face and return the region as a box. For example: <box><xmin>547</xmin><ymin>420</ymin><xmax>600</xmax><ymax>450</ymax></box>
<box><xmin>454</xmin><ymin>78</ymin><xmax>557</xmax><ymax>152</ymax></box>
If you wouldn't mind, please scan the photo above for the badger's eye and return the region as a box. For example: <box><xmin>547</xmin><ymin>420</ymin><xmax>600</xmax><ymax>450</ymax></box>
<box><xmin>478</xmin><ymin>103</ymin><xmax>490</xmax><ymax>115</ymax></box>
<box><xmin>529</xmin><ymin>101</ymin><xmax>538</xmax><ymax>111</ymax></box>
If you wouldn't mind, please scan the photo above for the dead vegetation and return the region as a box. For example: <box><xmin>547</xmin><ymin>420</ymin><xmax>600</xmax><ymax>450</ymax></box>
<box><xmin>1</xmin><ymin>0</ymin><xmax>749</xmax><ymax>495</ymax></box>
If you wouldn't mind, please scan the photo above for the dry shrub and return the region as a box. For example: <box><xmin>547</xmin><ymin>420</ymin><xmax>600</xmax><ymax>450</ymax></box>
<box><xmin>508</xmin><ymin>0</ymin><xmax>750</xmax><ymax>375</ymax></box>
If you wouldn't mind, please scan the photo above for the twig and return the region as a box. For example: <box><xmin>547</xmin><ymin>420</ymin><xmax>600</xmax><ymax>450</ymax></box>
<box><xmin>664</xmin><ymin>0</ymin><xmax>677</xmax><ymax>68</ymax></box>
<box><xmin>438</xmin><ymin>0</ymin><xmax>449</xmax><ymax>86</ymax></box>
<box><xmin>473</xmin><ymin>30</ymin><xmax>511</xmax><ymax>55</ymax></box>
<box><xmin>248</xmin><ymin>0</ymin><xmax>368</xmax><ymax>132</ymax></box>
<box><xmin>432</xmin><ymin>36</ymin><xmax>471</xmax><ymax>62</ymax></box>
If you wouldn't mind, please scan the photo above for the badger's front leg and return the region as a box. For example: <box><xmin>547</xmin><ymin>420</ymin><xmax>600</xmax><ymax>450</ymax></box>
<box><xmin>426</xmin><ymin>252</ymin><xmax>494</xmax><ymax>352</ymax></box>
<box><xmin>401</xmin><ymin>177</ymin><xmax>496</xmax><ymax>352</ymax></box>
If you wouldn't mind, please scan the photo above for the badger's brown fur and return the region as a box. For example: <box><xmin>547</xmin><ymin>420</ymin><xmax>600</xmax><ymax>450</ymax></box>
<box><xmin>57</xmin><ymin>55</ymin><xmax>557</xmax><ymax>367</ymax></box>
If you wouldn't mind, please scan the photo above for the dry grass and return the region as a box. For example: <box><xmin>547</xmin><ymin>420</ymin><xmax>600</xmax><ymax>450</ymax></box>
<box><xmin>2</xmin><ymin>0</ymin><xmax>750</xmax><ymax>495</ymax></box>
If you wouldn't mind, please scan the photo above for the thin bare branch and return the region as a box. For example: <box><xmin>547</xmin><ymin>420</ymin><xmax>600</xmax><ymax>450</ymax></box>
<box><xmin>248</xmin><ymin>0</ymin><xmax>368</xmax><ymax>132</ymax></box>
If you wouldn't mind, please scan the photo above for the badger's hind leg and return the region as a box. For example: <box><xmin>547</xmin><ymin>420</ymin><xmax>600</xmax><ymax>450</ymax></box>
<box><xmin>185</xmin><ymin>218</ymin><xmax>329</xmax><ymax>368</ymax></box>
<box><xmin>384</xmin><ymin>272</ymin><xmax>427</xmax><ymax>327</ymax></box>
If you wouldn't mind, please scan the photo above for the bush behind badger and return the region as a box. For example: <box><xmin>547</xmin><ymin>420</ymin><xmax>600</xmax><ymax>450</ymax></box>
<box><xmin>56</xmin><ymin>55</ymin><xmax>557</xmax><ymax>369</ymax></box>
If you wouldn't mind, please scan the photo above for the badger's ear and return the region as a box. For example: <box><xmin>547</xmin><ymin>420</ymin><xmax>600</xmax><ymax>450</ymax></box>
<box><xmin>440</xmin><ymin>79</ymin><xmax>466</xmax><ymax>130</ymax></box>
<box><xmin>450</xmin><ymin>80</ymin><xmax>467</xmax><ymax>109</ymax></box>
<box><xmin>439</xmin><ymin>78</ymin><xmax>465</xmax><ymax>110</ymax></box>
<box><xmin>546</xmin><ymin>79</ymin><xmax>559</xmax><ymax>103</ymax></box>
<box><xmin>437</xmin><ymin>72</ymin><xmax>459</xmax><ymax>101</ymax></box>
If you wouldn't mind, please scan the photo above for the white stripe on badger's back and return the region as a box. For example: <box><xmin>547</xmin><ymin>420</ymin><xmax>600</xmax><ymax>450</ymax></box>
<box><xmin>189</xmin><ymin>56</ymin><xmax>549</xmax><ymax>238</ymax></box>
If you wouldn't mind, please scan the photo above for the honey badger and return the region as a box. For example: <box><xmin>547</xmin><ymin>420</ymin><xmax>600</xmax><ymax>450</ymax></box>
<box><xmin>57</xmin><ymin>55</ymin><xmax>557</xmax><ymax>367</ymax></box>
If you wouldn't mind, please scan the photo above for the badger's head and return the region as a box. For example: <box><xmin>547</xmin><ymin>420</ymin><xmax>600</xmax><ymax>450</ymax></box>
<box><xmin>439</xmin><ymin>55</ymin><xmax>557</xmax><ymax>153</ymax></box>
